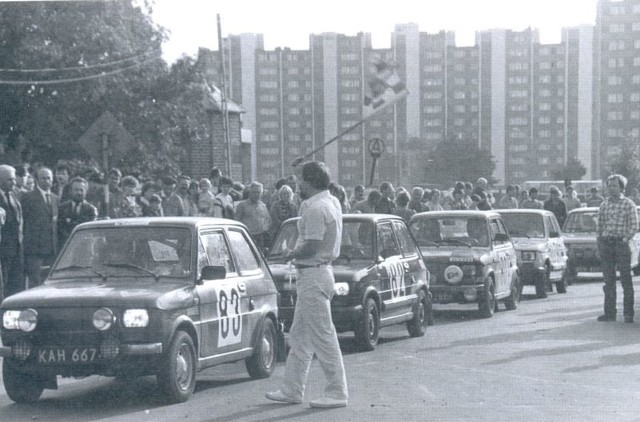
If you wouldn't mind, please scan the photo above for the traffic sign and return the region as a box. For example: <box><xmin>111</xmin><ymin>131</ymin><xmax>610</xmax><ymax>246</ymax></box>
<box><xmin>368</xmin><ymin>138</ymin><xmax>385</xmax><ymax>158</ymax></box>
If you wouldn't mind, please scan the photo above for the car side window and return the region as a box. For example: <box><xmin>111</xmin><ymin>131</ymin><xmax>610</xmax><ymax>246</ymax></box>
<box><xmin>490</xmin><ymin>218</ymin><xmax>508</xmax><ymax>244</ymax></box>
<box><xmin>200</xmin><ymin>231</ymin><xmax>236</xmax><ymax>276</ymax></box>
<box><xmin>228</xmin><ymin>229</ymin><xmax>262</xmax><ymax>273</ymax></box>
<box><xmin>377</xmin><ymin>222</ymin><xmax>401</xmax><ymax>258</ymax></box>
<box><xmin>392</xmin><ymin>221</ymin><xmax>419</xmax><ymax>257</ymax></box>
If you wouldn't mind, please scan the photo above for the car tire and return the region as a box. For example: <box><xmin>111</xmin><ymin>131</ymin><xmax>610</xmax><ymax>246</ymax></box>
<box><xmin>158</xmin><ymin>331</ymin><xmax>197</xmax><ymax>404</ymax></box>
<box><xmin>535</xmin><ymin>265</ymin><xmax>550</xmax><ymax>299</ymax></box>
<box><xmin>355</xmin><ymin>297</ymin><xmax>380</xmax><ymax>351</ymax></box>
<box><xmin>426</xmin><ymin>292</ymin><xmax>435</xmax><ymax>326</ymax></box>
<box><xmin>3</xmin><ymin>359</ymin><xmax>45</xmax><ymax>404</ymax></box>
<box><xmin>504</xmin><ymin>274</ymin><xmax>521</xmax><ymax>311</ymax></box>
<box><xmin>246</xmin><ymin>318</ymin><xmax>277</xmax><ymax>379</ymax></box>
<box><xmin>478</xmin><ymin>279</ymin><xmax>496</xmax><ymax>318</ymax></box>
<box><xmin>407</xmin><ymin>290</ymin><xmax>428</xmax><ymax>337</ymax></box>
<box><xmin>556</xmin><ymin>272</ymin><xmax>568</xmax><ymax>294</ymax></box>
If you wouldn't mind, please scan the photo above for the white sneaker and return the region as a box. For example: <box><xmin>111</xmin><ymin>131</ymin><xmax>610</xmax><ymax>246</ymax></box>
<box><xmin>309</xmin><ymin>397</ymin><xmax>348</xmax><ymax>408</ymax></box>
<box><xmin>265</xmin><ymin>390</ymin><xmax>302</xmax><ymax>404</ymax></box>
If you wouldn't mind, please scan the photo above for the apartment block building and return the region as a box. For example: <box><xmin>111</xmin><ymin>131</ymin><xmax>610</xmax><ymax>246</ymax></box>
<box><xmin>197</xmin><ymin>0</ymin><xmax>637</xmax><ymax>188</ymax></box>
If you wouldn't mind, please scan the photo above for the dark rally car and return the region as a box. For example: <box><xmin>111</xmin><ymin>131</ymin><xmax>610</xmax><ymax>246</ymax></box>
<box><xmin>267</xmin><ymin>213</ymin><xmax>431</xmax><ymax>352</ymax></box>
<box><xmin>0</xmin><ymin>218</ymin><xmax>280</xmax><ymax>404</ymax></box>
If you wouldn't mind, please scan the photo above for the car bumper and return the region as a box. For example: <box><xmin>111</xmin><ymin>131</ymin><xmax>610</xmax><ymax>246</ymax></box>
<box><xmin>430</xmin><ymin>283</ymin><xmax>485</xmax><ymax>304</ymax></box>
<box><xmin>519</xmin><ymin>264</ymin><xmax>546</xmax><ymax>284</ymax></box>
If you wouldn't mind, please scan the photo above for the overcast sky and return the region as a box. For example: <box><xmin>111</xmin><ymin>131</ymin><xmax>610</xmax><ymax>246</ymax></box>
<box><xmin>152</xmin><ymin>0</ymin><xmax>599</xmax><ymax>62</ymax></box>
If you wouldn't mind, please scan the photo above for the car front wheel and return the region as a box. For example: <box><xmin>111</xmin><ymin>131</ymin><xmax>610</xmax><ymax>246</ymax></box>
<box><xmin>355</xmin><ymin>298</ymin><xmax>379</xmax><ymax>351</ymax></box>
<box><xmin>504</xmin><ymin>274</ymin><xmax>521</xmax><ymax>310</ymax></box>
<box><xmin>407</xmin><ymin>290</ymin><xmax>428</xmax><ymax>337</ymax></box>
<box><xmin>3</xmin><ymin>359</ymin><xmax>45</xmax><ymax>403</ymax></box>
<box><xmin>246</xmin><ymin>318</ymin><xmax>276</xmax><ymax>379</ymax></box>
<box><xmin>478</xmin><ymin>279</ymin><xmax>496</xmax><ymax>318</ymax></box>
<box><xmin>158</xmin><ymin>331</ymin><xmax>197</xmax><ymax>403</ymax></box>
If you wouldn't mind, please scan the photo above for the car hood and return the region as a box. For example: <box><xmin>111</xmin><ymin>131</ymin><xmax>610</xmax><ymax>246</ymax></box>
<box><xmin>0</xmin><ymin>278</ymin><xmax>195</xmax><ymax>310</ymax></box>
<box><xmin>563</xmin><ymin>233</ymin><xmax>596</xmax><ymax>244</ymax></box>
<box><xmin>269</xmin><ymin>262</ymin><xmax>371</xmax><ymax>284</ymax></box>
<box><xmin>511</xmin><ymin>238</ymin><xmax>547</xmax><ymax>250</ymax></box>
<box><xmin>420</xmin><ymin>248</ymin><xmax>483</xmax><ymax>264</ymax></box>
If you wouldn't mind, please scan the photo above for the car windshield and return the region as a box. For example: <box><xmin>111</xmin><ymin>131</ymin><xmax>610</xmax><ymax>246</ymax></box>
<box><xmin>501</xmin><ymin>214</ymin><xmax>545</xmax><ymax>238</ymax></box>
<box><xmin>50</xmin><ymin>226</ymin><xmax>193</xmax><ymax>280</ymax></box>
<box><xmin>268</xmin><ymin>220</ymin><xmax>375</xmax><ymax>261</ymax></box>
<box><xmin>410</xmin><ymin>216</ymin><xmax>490</xmax><ymax>247</ymax></box>
<box><xmin>564</xmin><ymin>212</ymin><xmax>598</xmax><ymax>234</ymax></box>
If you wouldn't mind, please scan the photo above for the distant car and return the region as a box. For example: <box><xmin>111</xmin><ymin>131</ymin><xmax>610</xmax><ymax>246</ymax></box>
<box><xmin>0</xmin><ymin>218</ymin><xmax>280</xmax><ymax>404</ymax></box>
<box><xmin>497</xmin><ymin>209</ymin><xmax>568</xmax><ymax>298</ymax></box>
<box><xmin>563</xmin><ymin>207</ymin><xmax>640</xmax><ymax>282</ymax></box>
<box><xmin>409</xmin><ymin>210</ymin><xmax>520</xmax><ymax>318</ymax></box>
<box><xmin>267</xmin><ymin>214</ymin><xmax>431</xmax><ymax>352</ymax></box>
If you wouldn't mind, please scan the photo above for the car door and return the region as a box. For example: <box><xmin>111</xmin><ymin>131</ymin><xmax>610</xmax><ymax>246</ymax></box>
<box><xmin>392</xmin><ymin>220</ymin><xmax>427</xmax><ymax>304</ymax></box>
<box><xmin>195</xmin><ymin>230</ymin><xmax>244</xmax><ymax>358</ymax></box>
<box><xmin>546</xmin><ymin>215</ymin><xmax>566</xmax><ymax>271</ymax></box>
<box><xmin>376</xmin><ymin>221</ymin><xmax>407</xmax><ymax>316</ymax></box>
<box><xmin>226</xmin><ymin>228</ymin><xmax>266</xmax><ymax>347</ymax></box>
<box><xmin>490</xmin><ymin>217</ymin><xmax>514</xmax><ymax>295</ymax></box>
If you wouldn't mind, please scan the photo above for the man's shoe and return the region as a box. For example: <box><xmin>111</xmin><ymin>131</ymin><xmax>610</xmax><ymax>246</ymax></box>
<box><xmin>597</xmin><ymin>314</ymin><xmax>616</xmax><ymax>322</ymax></box>
<box><xmin>265</xmin><ymin>390</ymin><xmax>302</xmax><ymax>404</ymax></box>
<box><xmin>309</xmin><ymin>397</ymin><xmax>348</xmax><ymax>408</ymax></box>
<box><xmin>625</xmin><ymin>315</ymin><xmax>634</xmax><ymax>323</ymax></box>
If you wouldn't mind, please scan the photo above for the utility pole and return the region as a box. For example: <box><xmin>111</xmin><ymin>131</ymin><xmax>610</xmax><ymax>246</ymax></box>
<box><xmin>217</xmin><ymin>14</ymin><xmax>231</xmax><ymax>176</ymax></box>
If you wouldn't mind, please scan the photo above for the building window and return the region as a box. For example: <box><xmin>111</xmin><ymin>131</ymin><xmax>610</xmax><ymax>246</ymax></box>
<box><xmin>539</xmin><ymin>103</ymin><xmax>551</xmax><ymax>111</ymax></box>
<box><xmin>607</xmin><ymin>93</ymin><xmax>623</xmax><ymax>103</ymax></box>
<box><xmin>609</xmin><ymin>23</ymin><xmax>626</xmax><ymax>33</ymax></box>
<box><xmin>608</xmin><ymin>75</ymin><xmax>623</xmax><ymax>85</ymax></box>
<box><xmin>608</xmin><ymin>111</ymin><xmax>624</xmax><ymax>121</ymax></box>
<box><xmin>632</xmin><ymin>111</ymin><xmax>640</xmax><ymax>120</ymax></box>
<box><xmin>425</xmin><ymin>105</ymin><xmax>443</xmax><ymax>113</ymax></box>
<box><xmin>608</xmin><ymin>40</ymin><xmax>625</xmax><ymax>51</ymax></box>
<box><xmin>631</xmin><ymin>92</ymin><xmax>640</xmax><ymax>102</ymax></box>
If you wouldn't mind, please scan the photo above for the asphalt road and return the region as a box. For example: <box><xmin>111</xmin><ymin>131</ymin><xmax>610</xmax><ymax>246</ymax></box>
<box><xmin>1</xmin><ymin>276</ymin><xmax>640</xmax><ymax>422</ymax></box>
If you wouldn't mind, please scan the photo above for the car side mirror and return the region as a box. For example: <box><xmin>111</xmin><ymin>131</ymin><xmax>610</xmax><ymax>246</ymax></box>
<box><xmin>494</xmin><ymin>233</ymin><xmax>510</xmax><ymax>243</ymax></box>
<box><xmin>199</xmin><ymin>265</ymin><xmax>226</xmax><ymax>284</ymax></box>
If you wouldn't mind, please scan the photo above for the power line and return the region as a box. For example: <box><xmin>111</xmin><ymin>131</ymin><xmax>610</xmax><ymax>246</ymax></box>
<box><xmin>0</xmin><ymin>54</ymin><xmax>163</xmax><ymax>85</ymax></box>
<box><xmin>0</xmin><ymin>50</ymin><xmax>162</xmax><ymax>73</ymax></box>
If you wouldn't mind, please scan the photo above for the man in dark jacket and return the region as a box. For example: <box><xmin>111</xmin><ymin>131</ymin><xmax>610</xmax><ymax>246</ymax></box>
<box><xmin>22</xmin><ymin>167</ymin><xmax>58</xmax><ymax>288</ymax></box>
<box><xmin>0</xmin><ymin>165</ymin><xmax>24</xmax><ymax>299</ymax></box>
<box><xmin>57</xmin><ymin>177</ymin><xmax>97</xmax><ymax>251</ymax></box>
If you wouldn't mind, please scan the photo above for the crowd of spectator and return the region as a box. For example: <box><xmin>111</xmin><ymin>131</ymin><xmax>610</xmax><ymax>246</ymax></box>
<box><xmin>2</xmin><ymin>159</ymin><xmax>639</xmax><ymax>303</ymax></box>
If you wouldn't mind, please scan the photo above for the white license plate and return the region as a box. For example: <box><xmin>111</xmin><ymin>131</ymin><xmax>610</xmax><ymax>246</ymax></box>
<box><xmin>38</xmin><ymin>347</ymin><xmax>98</xmax><ymax>363</ymax></box>
<box><xmin>433</xmin><ymin>292</ymin><xmax>453</xmax><ymax>302</ymax></box>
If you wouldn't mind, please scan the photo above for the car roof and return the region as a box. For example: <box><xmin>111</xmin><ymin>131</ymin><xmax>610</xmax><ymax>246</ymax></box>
<box><xmin>567</xmin><ymin>207</ymin><xmax>599</xmax><ymax>214</ymax></box>
<box><xmin>496</xmin><ymin>209</ymin><xmax>555</xmax><ymax>217</ymax></box>
<box><xmin>75</xmin><ymin>217</ymin><xmax>248</xmax><ymax>230</ymax></box>
<box><xmin>281</xmin><ymin>213</ymin><xmax>405</xmax><ymax>225</ymax></box>
<box><xmin>410</xmin><ymin>210</ymin><xmax>502</xmax><ymax>220</ymax></box>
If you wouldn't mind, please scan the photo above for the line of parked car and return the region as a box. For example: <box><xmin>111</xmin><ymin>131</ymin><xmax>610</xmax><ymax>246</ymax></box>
<box><xmin>0</xmin><ymin>206</ymin><xmax>637</xmax><ymax>404</ymax></box>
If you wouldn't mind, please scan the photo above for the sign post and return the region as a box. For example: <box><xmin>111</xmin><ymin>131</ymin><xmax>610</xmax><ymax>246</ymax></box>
<box><xmin>368</xmin><ymin>138</ymin><xmax>385</xmax><ymax>186</ymax></box>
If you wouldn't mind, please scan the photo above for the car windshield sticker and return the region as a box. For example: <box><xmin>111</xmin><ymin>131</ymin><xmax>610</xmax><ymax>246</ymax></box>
<box><xmin>149</xmin><ymin>240</ymin><xmax>179</xmax><ymax>261</ymax></box>
<box><xmin>215</xmin><ymin>282</ymin><xmax>243</xmax><ymax>347</ymax></box>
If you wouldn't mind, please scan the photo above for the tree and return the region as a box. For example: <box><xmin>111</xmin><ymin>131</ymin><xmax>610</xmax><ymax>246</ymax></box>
<box><xmin>0</xmin><ymin>1</ymin><xmax>198</xmax><ymax>177</ymax></box>
<box><xmin>552</xmin><ymin>157</ymin><xmax>587</xmax><ymax>183</ymax></box>
<box><xmin>423</xmin><ymin>138</ymin><xmax>495</xmax><ymax>187</ymax></box>
<box><xmin>602</xmin><ymin>138</ymin><xmax>640</xmax><ymax>192</ymax></box>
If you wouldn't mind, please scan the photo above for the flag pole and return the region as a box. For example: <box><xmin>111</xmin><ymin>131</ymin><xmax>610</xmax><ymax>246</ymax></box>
<box><xmin>217</xmin><ymin>14</ymin><xmax>231</xmax><ymax>176</ymax></box>
<box><xmin>291</xmin><ymin>119</ymin><xmax>366</xmax><ymax>167</ymax></box>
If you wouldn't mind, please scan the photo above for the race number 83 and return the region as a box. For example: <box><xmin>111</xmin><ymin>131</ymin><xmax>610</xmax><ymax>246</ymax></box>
<box><xmin>216</xmin><ymin>284</ymin><xmax>243</xmax><ymax>347</ymax></box>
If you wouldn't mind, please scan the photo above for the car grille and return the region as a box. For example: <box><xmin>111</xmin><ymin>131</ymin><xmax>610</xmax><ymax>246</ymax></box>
<box><xmin>37</xmin><ymin>308</ymin><xmax>96</xmax><ymax>332</ymax></box>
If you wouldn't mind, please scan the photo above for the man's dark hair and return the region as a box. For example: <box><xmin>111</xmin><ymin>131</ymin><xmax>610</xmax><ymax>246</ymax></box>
<box><xmin>55</xmin><ymin>163</ymin><xmax>71</xmax><ymax>174</ymax></box>
<box><xmin>69</xmin><ymin>176</ymin><xmax>88</xmax><ymax>187</ymax></box>
<box><xmin>529</xmin><ymin>187</ymin><xmax>539</xmax><ymax>195</ymax></box>
<box><xmin>219</xmin><ymin>176</ymin><xmax>232</xmax><ymax>187</ymax></box>
<box><xmin>210</xmin><ymin>167</ymin><xmax>221</xmax><ymax>179</ymax></box>
<box><xmin>15</xmin><ymin>163</ymin><xmax>30</xmax><ymax>177</ymax></box>
<box><xmin>162</xmin><ymin>176</ymin><xmax>177</xmax><ymax>186</ymax></box>
<box><xmin>141</xmin><ymin>181</ymin><xmax>157</xmax><ymax>196</ymax></box>
<box><xmin>301</xmin><ymin>161</ymin><xmax>331</xmax><ymax>190</ymax></box>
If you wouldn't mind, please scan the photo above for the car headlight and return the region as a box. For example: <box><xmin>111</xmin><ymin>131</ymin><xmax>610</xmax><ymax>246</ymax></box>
<box><xmin>3</xmin><ymin>309</ymin><xmax>38</xmax><ymax>332</ymax></box>
<box><xmin>460</xmin><ymin>265</ymin><xmax>477</xmax><ymax>276</ymax></box>
<box><xmin>3</xmin><ymin>310</ymin><xmax>21</xmax><ymax>330</ymax></box>
<box><xmin>521</xmin><ymin>251</ymin><xmax>537</xmax><ymax>262</ymax></box>
<box><xmin>334</xmin><ymin>282</ymin><xmax>350</xmax><ymax>296</ymax></box>
<box><xmin>93</xmin><ymin>308</ymin><xmax>115</xmax><ymax>331</ymax></box>
<box><xmin>123</xmin><ymin>309</ymin><xmax>149</xmax><ymax>328</ymax></box>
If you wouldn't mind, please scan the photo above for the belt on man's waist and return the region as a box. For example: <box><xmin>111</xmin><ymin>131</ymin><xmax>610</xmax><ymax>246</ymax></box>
<box><xmin>296</xmin><ymin>262</ymin><xmax>331</xmax><ymax>269</ymax></box>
